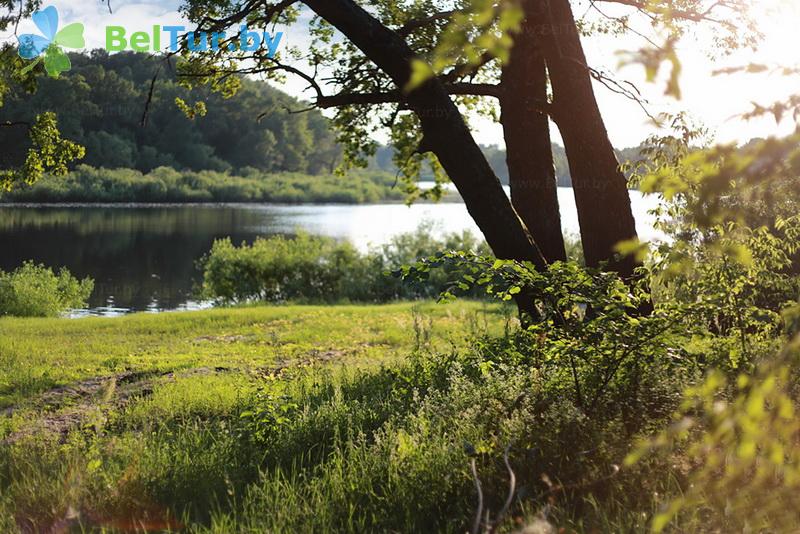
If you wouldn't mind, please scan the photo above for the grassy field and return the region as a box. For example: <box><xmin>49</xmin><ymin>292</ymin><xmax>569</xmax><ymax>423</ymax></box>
<box><xmin>0</xmin><ymin>302</ymin><xmax>505</xmax><ymax>410</ymax></box>
<box><xmin>1</xmin><ymin>302</ymin><xmax>520</xmax><ymax>533</ymax></box>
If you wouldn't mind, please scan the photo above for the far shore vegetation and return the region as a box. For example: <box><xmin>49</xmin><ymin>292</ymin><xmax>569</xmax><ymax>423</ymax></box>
<box><xmin>0</xmin><ymin>165</ymin><xmax>420</xmax><ymax>204</ymax></box>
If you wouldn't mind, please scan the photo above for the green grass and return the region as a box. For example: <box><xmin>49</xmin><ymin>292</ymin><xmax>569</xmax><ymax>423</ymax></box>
<box><xmin>0</xmin><ymin>301</ymin><xmax>672</xmax><ymax>533</ymax></box>
<box><xmin>0</xmin><ymin>301</ymin><xmax>528</xmax><ymax>533</ymax></box>
<box><xmin>0</xmin><ymin>301</ymin><xmax>506</xmax><ymax>410</ymax></box>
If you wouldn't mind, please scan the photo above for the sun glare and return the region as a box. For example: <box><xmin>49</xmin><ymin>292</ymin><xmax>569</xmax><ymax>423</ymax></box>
<box><xmin>657</xmin><ymin>0</ymin><xmax>800</xmax><ymax>143</ymax></box>
<box><xmin>737</xmin><ymin>1</ymin><xmax>800</xmax><ymax>64</ymax></box>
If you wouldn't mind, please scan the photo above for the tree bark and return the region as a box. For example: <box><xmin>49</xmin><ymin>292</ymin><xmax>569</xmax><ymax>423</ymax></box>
<box><xmin>500</xmin><ymin>25</ymin><xmax>566</xmax><ymax>263</ymax></box>
<box><xmin>302</xmin><ymin>0</ymin><xmax>547</xmax><ymax>270</ymax></box>
<box><xmin>529</xmin><ymin>0</ymin><xmax>639</xmax><ymax>277</ymax></box>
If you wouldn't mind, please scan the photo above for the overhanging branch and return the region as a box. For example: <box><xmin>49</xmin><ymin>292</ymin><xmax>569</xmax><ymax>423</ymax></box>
<box><xmin>316</xmin><ymin>82</ymin><xmax>504</xmax><ymax>108</ymax></box>
<box><xmin>397</xmin><ymin>10</ymin><xmax>456</xmax><ymax>36</ymax></box>
<box><xmin>597</xmin><ymin>0</ymin><xmax>738</xmax><ymax>26</ymax></box>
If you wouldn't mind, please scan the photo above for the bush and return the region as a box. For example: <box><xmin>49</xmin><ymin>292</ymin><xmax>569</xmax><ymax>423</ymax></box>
<box><xmin>643</xmin><ymin>137</ymin><xmax>800</xmax><ymax>371</ymax></box>
<box><xmin>401</xmin><ymin>254</ymin><xmax>690</xmax><ymax>429</ymax></box>
<box><xmin>199</xmin><ymin>233</ymin><xmax>375</xmax><ymax>303</ymax></box>
<box><xmin>199</xmin><ymin>227</ymin><xmax>490</xmax><ymax>304</ymax></box>
<box><xmin>628</xmin><ymin>337</ymin><xmax>800</xmax><ymax>533</ymax></box>
<box><xmin>0</xmin><ymin>262</ymin><xmax>93</xmax><ymax>317</ymax></box>
<box><xmin>650</xmin><ymin>218</ymin><xmax>800</xmax><ymax>372</ymax></box>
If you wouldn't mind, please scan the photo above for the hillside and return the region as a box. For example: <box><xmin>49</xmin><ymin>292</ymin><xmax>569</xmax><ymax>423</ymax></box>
<box><xmin>0</xmin><ymin>51</ymin><xmax>647</xmax><ymax>188</ymax></box>
<box><xmin>0</xmin><ymin>51</ymin><xmax>341</xmax><ymax>175</ymax></box>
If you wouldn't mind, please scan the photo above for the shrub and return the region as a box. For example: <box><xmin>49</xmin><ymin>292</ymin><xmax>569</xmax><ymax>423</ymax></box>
<box><xmin>628</xmin><ymin>337</ymin><xmax>800</xmax><ymax>532</ymax></box>
<box><xmin>401</xmin><ymin>254</ymin><xmax>689</xmax><ymax>429</ymax></box>
<box><xmin>199</xmin><ymin>233</ymin><xmax>374</xmax><ymax>303</ymax></box>
<box><xmin>644</xmin><ymin>139</ymin><xmax>800</xmax><ymax>371</ymax></box>
<box><xmin>199</xmin><ymin>227</ymin><xmax>490</xmax><ymax>304</ymax></box>
<box><xmin>650</xmin><ymin>218</ymin><xmax>800</xmax><ymax>372</ymax></box>
<box><xmin>0</xmin><ymin>262</ymin><xmax>93</xmax><ymax>317</ymax></box>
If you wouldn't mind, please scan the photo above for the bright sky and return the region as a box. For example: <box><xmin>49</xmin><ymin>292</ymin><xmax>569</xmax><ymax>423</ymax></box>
<box><xmin>583</xmin><ymin>0</ymin><xmax>800</xmax><ymax>147</ymax></box>
<box><xmin>4</xmin><ymin>0</ymin><xmax>799</xmax><ymax>149</ymax></box>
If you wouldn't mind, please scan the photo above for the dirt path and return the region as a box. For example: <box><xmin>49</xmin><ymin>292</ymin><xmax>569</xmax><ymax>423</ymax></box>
<box><xmin>1</xmin><ymin>366</ymin><xmax>230</xmax><ymax>444</ymax></box>
<box><xmin>1</xmin><ymin>349</ymin><xmax>349</xmax><ymax>444</ymax></box>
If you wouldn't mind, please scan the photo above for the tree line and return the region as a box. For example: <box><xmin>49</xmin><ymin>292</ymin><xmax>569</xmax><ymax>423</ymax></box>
<box><xmin>0</xmin><ymin>51</ymin><xmax>342</xmax><ymax>175</ymax></box>
<box><xmin>0</xmin><ymin>49</ymin><xmax>648</xmax><ymax>189</ymax></box>
<box><xmin>0</xmin><ymin>165</ymin><xmax>406</xmax><ymax>204</ymax></box>
<box><xmin>370</xmin><ymin>144</ymin><xmax>644</xmax><ymax>188</ymax></box>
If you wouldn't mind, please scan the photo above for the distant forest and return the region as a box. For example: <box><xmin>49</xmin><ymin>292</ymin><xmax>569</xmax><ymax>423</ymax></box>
<box><xmin>370</xmin><ymin>144</ymin><xmax>642</xmax><ymax>187</ymax></box>
<box><xmin>0</xmin><ymin>51</ymin><xmax>642</xmax><ymax>187</ymax></box>
<box><xmin>0</xmin><ymin>51</ymin><xmax>341</xmax><ymax>175</ymax></box>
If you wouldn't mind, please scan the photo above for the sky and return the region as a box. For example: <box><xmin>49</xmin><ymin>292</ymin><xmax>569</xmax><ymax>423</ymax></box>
<box><xmin>4</xmin><ymin>0</ymin><xmax>799</xmax><ymax>149</ymax></box>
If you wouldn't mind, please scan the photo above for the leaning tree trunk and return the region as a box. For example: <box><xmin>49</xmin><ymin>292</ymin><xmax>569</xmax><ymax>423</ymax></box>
<box><xmin>302</xmin><ymin>0</ymin><xmax>546</xmax><ymax>270</ymax></box>
<box><xmin>500</xmin><ymin>23</ymin><xmax>566</xmax><ymax>263</ymax></box>
<box><xmin>529</xmin><ymin>0</ymin><xmax>639</xmax><ymax>277</ymax></box>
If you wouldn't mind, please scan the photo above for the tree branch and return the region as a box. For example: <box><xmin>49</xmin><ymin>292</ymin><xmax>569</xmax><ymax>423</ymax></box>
<box><xmin>140</xmin><ymin>63</ymin><xmax>163</xmax><ymax>127</ymax></box>
<box><xmin>439</xmin><ymin>51</ymin><xmax>497</xmax><ymax>84</ymax></box>
<box><xmin>397</xmin><ymin>10</ymin><xmax>456</xmax><ymax>36</ymax></box>
<box><xmin>470</xmin><ymin>459</ymin><xmax>484</xmax><ymax>534</ymax></box>
<box><xmin>597</xmin><ymin>0</ymin><xmax>738</xmax><ymax>25</ymax></box>
<box><xmin>316</xmin><ymin>82</ymin><xmax>504</xmax><ymax>108</ymax></box>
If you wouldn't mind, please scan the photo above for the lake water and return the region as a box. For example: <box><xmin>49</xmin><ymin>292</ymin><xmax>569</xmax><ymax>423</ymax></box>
<box><xmin>0</xmin><ymin>188</ymin><xmax>663</xmax><ymax>316</ymax></box>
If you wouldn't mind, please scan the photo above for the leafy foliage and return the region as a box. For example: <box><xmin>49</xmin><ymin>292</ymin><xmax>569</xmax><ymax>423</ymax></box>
<box><xmin>642</xmin><ymin>134</ymin><xmax>800</xmax><ymax>230</ymax></box>
<box><xmin>0</xmin><ymin>111</ymin><xmax>84</xmax><ymax>191</ymax></box>
<box><xmin>628</xmin><ymin>338</ymin><xmax>800</xmax><ymax>533</ymax></box>
<box><xmin>620</xmin><ymin>130</ymin><xmax>800</xmax><ymax>532</ymax></box>
<box><xmin>0</xmin><ymin>261</ymin><xmax>93</xmax><ymax>317</ymax></box>
<box><xmin>639</xmin><ymin>132</ymin><xmax>800</xmax><ymax>371</ymax></box>
<box><xmin>652</xmin><ymin>219</ymin><xmax>800</xmax><ymax>370</ymax></box>
<box><xmin>406</xmin><ymin>0</ymin><xmax>523</xmax><ymax>90</ymax></box>
<box><xmin>200</xmin><ymin>228</ymin><xmax>490</xmax><ymax>304</ymax></box>
<box><xmin>0</xmin><ymin>51</ymin><xmax>342</xmax><ymax>175</ymax></box>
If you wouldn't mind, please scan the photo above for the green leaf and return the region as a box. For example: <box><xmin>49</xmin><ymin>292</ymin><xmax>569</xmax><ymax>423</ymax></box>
<box><xmin>43</xmin><ymin>47</ymin><xmax>71</xmax><ymax>78</ymax></box>
<box><xmin>54</xmin><ymin>23</ymin><xmax>86</xmax><ymax>49</ymax></box>
<box><xmin>403</xmin><ymin>59</ymin><xmax>434</xmax><ymax>92</ymax></box>
<box><xmin>615</xmin><ymin>238</ymin><xmax>651</xmax><ymax>263</ymax></box>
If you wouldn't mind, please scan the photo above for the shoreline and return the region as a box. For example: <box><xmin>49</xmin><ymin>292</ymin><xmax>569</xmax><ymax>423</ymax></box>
<box><xmin>0</xmin><ymin>197</ymin><xmax>467</xmax><ymax>208</ymax></box>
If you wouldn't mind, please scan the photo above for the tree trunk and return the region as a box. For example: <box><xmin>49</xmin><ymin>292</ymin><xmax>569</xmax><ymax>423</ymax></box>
<box><xmin>529</xmin><ymin>0</ymin><xmax>639</xmax><ymax>277</ymax></box>
<box><xmin>302</xmin><ymin>0</ymin><xmax>547</xmax><ymax>270</ymax></box>
<box><xmin>500</xmin><ymin>26</ymin><xmax>566</xmax><ymax>262</ymax></box>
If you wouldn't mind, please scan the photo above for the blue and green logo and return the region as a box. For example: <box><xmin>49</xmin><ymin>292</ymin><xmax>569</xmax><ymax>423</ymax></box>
<box><xmin>18</xmin><ymin>6</ymin><xmax>85</xmax><ymax>78</ymax></box>
<box><xmin>18</xmin><ymin>5</ymin><xmax>283</xmax><ymax>79</ymax></box>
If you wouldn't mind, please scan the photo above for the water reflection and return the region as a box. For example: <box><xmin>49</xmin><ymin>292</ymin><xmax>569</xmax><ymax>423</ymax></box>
<box><xmin>0</xmin><ymin>205</ymin><xmax>274</xmax><ymax>314</ymax></box>
<box><xmin>0</xmin><ymin>192</ymin><xmax>662</xmax><ymax>316</ymax></box>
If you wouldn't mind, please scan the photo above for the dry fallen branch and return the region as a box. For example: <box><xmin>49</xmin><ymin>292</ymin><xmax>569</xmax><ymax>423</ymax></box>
<box><xmin>470</xmin><ymin>444</ymin><xmax>518</xmax><ymax>534</ymax></box>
